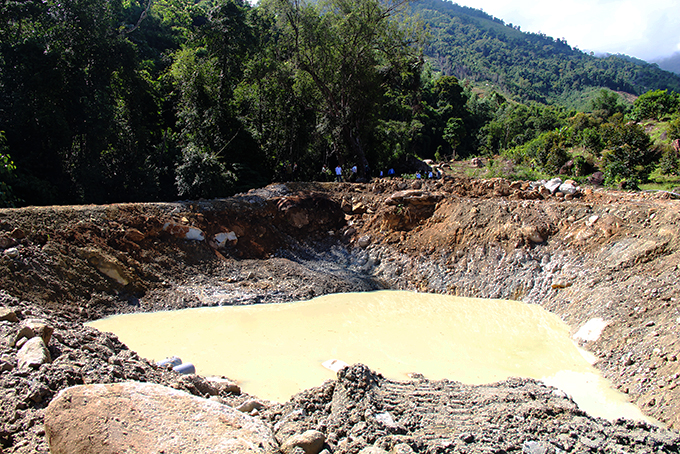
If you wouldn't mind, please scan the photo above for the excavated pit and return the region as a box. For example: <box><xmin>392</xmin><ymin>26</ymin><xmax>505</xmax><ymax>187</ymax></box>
<box><xmin>1</xmin><ymin>179</ymin><xmax>680</xmax><ymax>453</ymax></box>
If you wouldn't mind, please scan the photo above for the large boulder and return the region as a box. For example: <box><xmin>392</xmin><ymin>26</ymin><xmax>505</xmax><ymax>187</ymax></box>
<box><xmin>380</xmin><ymin>190</ymin><xmax>443</xmax><ymax>231</ymax></box>
<box><xmin>544</xmin><ymin>178</ymin><xmax>562</xmax><ymax>194</ymax></box>
<box><xmin>44</xmin><ymin>382</ymin><xmax>279</xmax><ymax>454</ymax></box>
<box><xmin>77</xmin><ymin>247</ymin><xmax>134</xmax><ymax>286</ymax></box>
<box><xmin>275</xmin><ymin>194</ymin><xmax>345</xmax><ymax>233</ymax></box>
<box><xmin>385</xmin><ymin>190</ymin><xmax>442</xmax><ymax>207</ymax></box>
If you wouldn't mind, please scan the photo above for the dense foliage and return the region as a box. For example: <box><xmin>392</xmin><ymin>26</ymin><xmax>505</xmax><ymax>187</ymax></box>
<box><xmin>1</xmin><ymin>0</ymin><xmax>680</xmax><ymax>206</ymax></box>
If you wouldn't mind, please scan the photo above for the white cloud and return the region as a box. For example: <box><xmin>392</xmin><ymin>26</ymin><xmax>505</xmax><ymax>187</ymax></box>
<box><xmin>450</xmin><ymin>0</ymin><xmax>680</xmax><ymax>61</ymax></box>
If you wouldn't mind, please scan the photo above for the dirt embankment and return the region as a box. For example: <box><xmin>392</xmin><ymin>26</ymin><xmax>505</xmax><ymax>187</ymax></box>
<box><xmin>1</xmin><ymin>177</ymin><xmax>679</xmax><ymax>453</ymax></box>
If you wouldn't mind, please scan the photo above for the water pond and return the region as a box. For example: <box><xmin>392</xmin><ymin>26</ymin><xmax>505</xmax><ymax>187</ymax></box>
<box><xmin>88</xmin><ymin>290</ymin><xmax>650</xmax><ymax>422</ymax></box>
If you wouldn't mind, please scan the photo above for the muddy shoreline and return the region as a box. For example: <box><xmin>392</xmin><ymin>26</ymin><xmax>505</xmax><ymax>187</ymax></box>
<box><xmin>1</xmin><ymin>178</ymin><xmax>679</xmax><ymax>452</ymax></box>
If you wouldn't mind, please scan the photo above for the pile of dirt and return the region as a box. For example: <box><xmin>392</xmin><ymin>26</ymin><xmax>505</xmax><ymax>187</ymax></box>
<box><xmin>1</xmin><ymin>176</ymin><xmax>679</xmax><ymax>452</ymax></box>
<box><xmin>268</xmin><ymin>364</ymin><xmax>679</xmax><ymax>454</ymax></box>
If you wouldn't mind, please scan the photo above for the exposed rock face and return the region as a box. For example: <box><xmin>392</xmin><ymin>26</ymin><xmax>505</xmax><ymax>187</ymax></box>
<box><xmin>380</xmin><ymin>190</ymin><xmax>443</xmax><ymax>230</ymax></box>
<box><xmin>276</xmin><ymin>193</ymin><xmax>345</xmax><ymax>233</ymax></box>
<box><xmin>44</xmin><ymin>382</ymin><xmax>279</xmax><ymax>454</ymax></box>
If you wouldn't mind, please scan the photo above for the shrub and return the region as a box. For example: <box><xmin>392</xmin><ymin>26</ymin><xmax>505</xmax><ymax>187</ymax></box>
<box><xmin>581</xmin><ymin>128</ymin><xmax>604</xmax><ymax>155</ymax></box>
<box><xmin>630</xmin><ymin>89</ymin><xmax>680</xmax><ymax>122</ymax></box>
<box><xmin>0</xmin><ymin>154</ymin><xmax>17</xmax><ymax>208</ymax></box>
<box><xmin>659</xmin><ymin>143</ymin><xmax>679</xmax><ymax>176</ymax></box>
<box><xmin>506</xmin><ymin>130</ymin><xmax>569</xmax><ymax>175</ymax></box>
<box><xmin>602</xmin><ymin>144</ymin><xmax>660</xmax><ymax>187</ymax></box>
<box><xmin>572</xmin><ymin>154</ymin><xmax>594</xmax><ymax>177</ymax></box>
<box><xmin>668</xmin><ymin>118</ymin><xmax>680</xmax><ymax>141</ymax></box>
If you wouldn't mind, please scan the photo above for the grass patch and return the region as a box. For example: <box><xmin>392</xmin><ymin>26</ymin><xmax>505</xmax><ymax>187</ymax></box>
<box><xmin>641</xmin><ymin>120</ymin><xmax>669</xmax><ymax>144</ymax></box>
<box><xmin>642</xmin><ymin>167</ymin><xmax>680</xmax><ymax>191</ymax></box>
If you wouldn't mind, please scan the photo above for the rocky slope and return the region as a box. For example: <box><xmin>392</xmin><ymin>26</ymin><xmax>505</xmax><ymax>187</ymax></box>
<box><xmin>0</xmin><ymin>176</ymin><xmax>679</xmax><ymax>453</ymax></box>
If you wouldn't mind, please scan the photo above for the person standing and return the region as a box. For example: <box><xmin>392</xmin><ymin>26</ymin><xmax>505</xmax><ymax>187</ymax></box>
<box><xmin>335</xmin><ymin>165</ymin><xmax>343</xmax><ymax>182</ymax></box>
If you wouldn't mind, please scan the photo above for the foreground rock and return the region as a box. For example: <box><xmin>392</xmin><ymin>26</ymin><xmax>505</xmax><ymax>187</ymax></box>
<box><xmin>16</xmin><ymin>337</ymin><xmax>51</xmax><ymax>370</ymax></box>
<box><xmin>45</xmin><ymin>382</ymin><xmax>278</xmax><ymax>454</ymax></box>
<box><xmin>279</xmin><ymin>430</ymin><xmax>325</xmax><ymax>454</ymax></box>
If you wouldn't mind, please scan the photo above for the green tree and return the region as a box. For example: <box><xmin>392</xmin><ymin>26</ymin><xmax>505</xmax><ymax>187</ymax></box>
<box><xmin>234</xmin><ymin>7</ymin><xmax>320</xmax><ymax>181</ymax></box>
<box><xmin>659</xmin><ymin>144</ymin><xmax>679</xmax><ymax>176</ymax></box>
<box><xmin>630</xmin><ymin>89</ymin><xmax>680</xmax><ymax>121</ymax></box>
<box><xmin>600</xmin><ymin>122</ymin><xmax>656</xmax><ymax>187</ymax></box>
<box><xmin>443</xmin><ymin>117</ymin><xmax>466</xmax><ymax>158</ymax></box>
<box><xmin>590</xmin><ymin>89</ymin><xmax>627</xmax><ymax>120</ymax></box>
<box><xmin>433</xmin><ymin>76</ymin><xmax>467</xmax><ymax>113</ymax></box>
<box><xmin>416</xmin><ymin>75</ymin><xmax>478</xmax><ymax>159</ymax></box>
<box><xmin>477</xmin><ymin>101</ymin><xmax>567</xmax><ymax>155</ymax></box>
<box><xmin>262</xmin><ymin>0</ymin><xmax>422</xmax><ymax>176</ymax></box>
<box><xmin>175</xmin><ymin>144</ymin><xmax>235</xmax><ymax>199</ymax></box>
<box><xmin>170</xmin><ymin>0</ymin><xmax>267</xmax><ymax>193</ymax></box>
<box><xmin>0</xmin><ymin>0</ymin><xmax>182</xmax><ymax>204</ymax></box>
<box><xmin>505</xmin><ymin>129</ymin><xmax>568</xmax><ymax>175</ymax></box>
<box><xmin>667</xmin><ymin>117</ymin><xmax>680</xmax><ymax>141</ymax></box>
<box><xmin>660</xmin><ymin>118</ymin><xmax>680</xmax><ymax>175</ymax></box>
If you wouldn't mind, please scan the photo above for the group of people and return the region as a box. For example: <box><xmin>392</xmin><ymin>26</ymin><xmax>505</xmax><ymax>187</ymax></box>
<box><xmin>324</xmin><ymin>164</ymin><xmax>442</xmax><ymax>182</ymax></box>
<box><xmin>415</xmin><ymin>169</ymin><xmax>442</xmax><ymax>179</ymax></box>
<box><xmin>325</xmin><ymin>164</ymin><xmax>398</xmax><ymax>182</ymax></box>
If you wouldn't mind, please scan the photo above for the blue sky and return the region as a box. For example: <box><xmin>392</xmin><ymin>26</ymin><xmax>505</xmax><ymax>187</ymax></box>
<box><xmin>451</xmin><ymin>0</ymin><xmax>680</xmax><ymax>61</ymax></box>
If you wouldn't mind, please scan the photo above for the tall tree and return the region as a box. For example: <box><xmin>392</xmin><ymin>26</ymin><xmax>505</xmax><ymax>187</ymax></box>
<box><xmin>0</xmin><ymin>132</ymin><xmax>19</xmax><ymax>207</ymax></box>
<box><xmin>170</xmin><ymin>0</ymin><xmax>266</xmax><ymax>196</ymax></box>
<box><xmin>262</xmin><ymin>0</ymin><xmax>422</xmax><ymax>175</ymax></box>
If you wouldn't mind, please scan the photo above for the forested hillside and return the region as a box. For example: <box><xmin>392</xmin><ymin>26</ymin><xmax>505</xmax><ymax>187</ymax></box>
<box><xmin>416</xmin><ymin>0</ymin><xmax>680</xmax><ymax>106</ymax></box>
<box><xmin>1</xmin><ymin>0</ymin><xmax>679</xmax><ymax>208</ymax></box>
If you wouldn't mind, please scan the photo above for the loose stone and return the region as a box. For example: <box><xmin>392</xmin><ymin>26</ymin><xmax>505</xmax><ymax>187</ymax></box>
<box><xmin>0</xmin><ymin>308</ymin><xmax>19</xmax><ymax>323</ymax></box>
<box><xmin>44</xmin><ymin>382</ymin><xmax>278</xmax><ymax>454</ymax></box>
<box><xmin>17</xmin><ymin>337</ymin><xmax>51</xmax><ymax>370</ymax></box>
<box><xmin>280</xmin><ymin>430</ymin><xmax>325</xmax><ymax>454</ymax></box>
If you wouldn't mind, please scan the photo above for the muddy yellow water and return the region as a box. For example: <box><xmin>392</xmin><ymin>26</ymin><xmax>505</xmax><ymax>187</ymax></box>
<box><xmin>88</xmin><ymin>290</ymin><xmax>649</xmax><ymax>422</ymax></box>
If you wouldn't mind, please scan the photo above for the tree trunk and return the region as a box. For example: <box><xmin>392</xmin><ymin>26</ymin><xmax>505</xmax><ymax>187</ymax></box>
<box><xmin>342</xmin><ymin>126</ymin><xmax>368</xmax><ymax>179</ymax></box>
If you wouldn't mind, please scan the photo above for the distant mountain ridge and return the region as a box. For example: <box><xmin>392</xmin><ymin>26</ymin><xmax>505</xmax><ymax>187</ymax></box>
<box><xmin>652</xmin><ymin>52</ymin><xmax>680</xmax><ymax>76</ymax></box>
<box><xmin>414</xmin><ymin>0</ymin><xmax>680</xmax><ymax>106</ymax></box>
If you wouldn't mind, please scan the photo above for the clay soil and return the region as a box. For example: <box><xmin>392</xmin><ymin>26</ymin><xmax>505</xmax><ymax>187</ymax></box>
<box><xmin>1</xmin><ymin>174</ymin><xmax>680</xmax><ymax>453</ymax></box>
